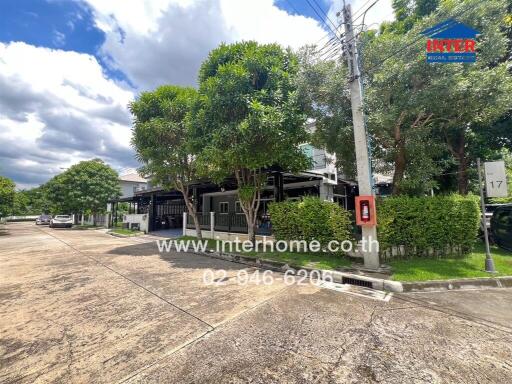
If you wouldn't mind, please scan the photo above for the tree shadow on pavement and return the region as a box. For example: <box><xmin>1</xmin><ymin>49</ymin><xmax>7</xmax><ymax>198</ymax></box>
<box><xmin>106</xmin><ymin>241</ymin><xmax>247</xmax><ymax>272</ymax></box>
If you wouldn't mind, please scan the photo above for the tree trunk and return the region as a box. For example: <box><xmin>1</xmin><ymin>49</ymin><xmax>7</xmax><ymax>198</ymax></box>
<box><xmin>235</xmin><ymin>169</ymin><xmax>262</xmax><ymax>248</ymax></box>
<box><xmin>457</xmin><ymin>154</ymin><xmax>469</xmax><ymax>195</ymax></box>
<box><xmin>246</xmin><ymin>211</ymin><xmax>257</xmax><ymax>246</ymax></box>
<box><xmin>183</xmin><ymin>198</ymin><xmax>202</xmax><ymax>240</ymax></box>
<box><xmin>178</xmin><ymin>183</ymin><xmax>202</xmax><ymax>240</ymax></box>
<box><xmin>392</xmin><ymin>118</ymin><xmax>406</xmax><ymax>195</ymax></box>
<box><xmin>453</xmin><ymin>131</ymin><xmax>469</xmax><ymax>195</ymax></box>
<box><xmin>392</xmin><ymin>143</ymin><xmax>406</xmax><ymax>195</ymax></box>
<box><xmin>191</xmin><ymin>210</ymin><xmax>202</xmax><ymax>240</ymax></box>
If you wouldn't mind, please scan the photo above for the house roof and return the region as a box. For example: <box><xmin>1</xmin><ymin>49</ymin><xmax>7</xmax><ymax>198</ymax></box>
<box><xmin>119</xmin><ymin>173</ymin><xmax>147</xmax><ymax>183</ymax></box>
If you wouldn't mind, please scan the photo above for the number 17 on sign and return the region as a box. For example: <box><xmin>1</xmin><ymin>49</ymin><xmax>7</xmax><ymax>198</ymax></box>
<box><xmin>484</xmin><ymin>161</ymin><xmax>508</xmax><ymax>198</ymax></box>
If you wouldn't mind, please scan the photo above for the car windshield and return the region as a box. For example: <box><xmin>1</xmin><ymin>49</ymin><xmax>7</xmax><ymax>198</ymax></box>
<box><xmin>40</xmin><ymin>215</ymin><xmax>51</xmax><ymax>219</ymax></box>
<box><xmin>55</xmin><ymin>215</ymin><xmax>70</xmax><ymax>219</ymax></box>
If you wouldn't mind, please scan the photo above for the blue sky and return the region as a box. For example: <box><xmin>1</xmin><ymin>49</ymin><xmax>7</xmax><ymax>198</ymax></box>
<box><xmin>0</xmin><ymin>0</ymin><xmax>394</xmax><ymax>188</ymax></box>
<box><xmin>0</xmin><ymin>0</ymin><xmax>335</xmax><ymax>59</ymax></box>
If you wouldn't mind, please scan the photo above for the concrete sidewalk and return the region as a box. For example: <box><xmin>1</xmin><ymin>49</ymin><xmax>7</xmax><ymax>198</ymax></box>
<box><xmin>1</xmin><ymin>222</ymin><xmax>512</xmax><ymax>383</ymax></box>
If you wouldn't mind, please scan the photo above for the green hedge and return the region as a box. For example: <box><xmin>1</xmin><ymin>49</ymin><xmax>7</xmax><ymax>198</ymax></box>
<box><xmin>377</xmin><ymin>195</ymin><xmax>480</xmax><ymax>259</ymax></box>
<box><xmin>269</xmin><ymin>197</ymin><xmax>353</xmax><ymax>250</ymax></box>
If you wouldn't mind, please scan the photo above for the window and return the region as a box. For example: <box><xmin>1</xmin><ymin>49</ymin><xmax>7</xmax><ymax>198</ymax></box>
<box><xmin>300</xmin><ymin>143</ymin><xmax>314</xmax><ymax>159</ymax></box>
<box><xmin>235</xmin><ymin>201</ymin><xmax>243</xmax><ymax>214</ymax></box>
<box><xmin>219</xmin><ymin>202</ymin><xmax>229</xmax><ymax>214</ymax></box>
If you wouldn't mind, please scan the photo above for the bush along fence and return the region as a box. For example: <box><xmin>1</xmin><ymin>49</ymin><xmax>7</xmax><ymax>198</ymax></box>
<box><xmin>268</xmin><ymin>197</ymin><xmax>354</xmax><ymax>253</ymax></box>
<box><xmin>377</xmin><ymin>195</ymin><xmax>480</xmax><ymax>260</ymax></box>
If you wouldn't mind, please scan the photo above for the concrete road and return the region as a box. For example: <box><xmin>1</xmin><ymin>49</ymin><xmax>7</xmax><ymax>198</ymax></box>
<box><xmin>1</xmin><ymin>222</ymin><xmax>511</xmax><ymax>383</ymax></box>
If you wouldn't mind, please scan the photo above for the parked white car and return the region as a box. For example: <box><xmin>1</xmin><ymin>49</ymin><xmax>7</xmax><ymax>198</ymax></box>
<box><xmin>50</xmin><ymin>215</ymin><xmax>73</xmax><ymax>228</ymax></box>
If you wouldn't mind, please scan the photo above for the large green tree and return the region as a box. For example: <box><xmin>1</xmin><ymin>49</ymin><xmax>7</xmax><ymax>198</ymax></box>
<box><xmin>295</xmin><ymin>46</ymin><xmax>356</xmax><ymax>179</ymax></box>
<box><xmin>0</xmin><ymin>176</ymin><xmax>16</xmax><ymax>217</ymax></box>
<box><xmin>130</xmin><ymin>85</ymin><xmax>204</xmax><ymax>239</ymax></box>
<box><xmin>364</xmin><ymin>0</ymin><xmax>512</xmax><ymax>195</ymax></box>
<box><xmin>46</xmin><ymin>159</ymin><xmax>120</xmax><ymax>221</ymax></box>
<box><xmin>195</xmin><ymin>41</ymin><xmax>310</xmax><ymax>242</ymax></box>
<box><xmin>12</xmin><ymin>186</ymin><xmax>52</xmax><ymax>215</ymax></box>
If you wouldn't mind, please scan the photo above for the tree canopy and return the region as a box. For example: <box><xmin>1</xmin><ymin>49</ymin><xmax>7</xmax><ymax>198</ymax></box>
<box><xmin>130</xmin><ymin>85</ymin><xmax>204</xmax><ymax>238</ymax></box>
<box><xmin>195</xmin><ymin>41</ymin><xmax>310</xmax><ymax>241</ymax></box>
<box><xmin>0</xmin><ymin>176</ymin><xmax>16</xmax><ymax>217</ymax></box>
<box><xmin>45</xmin><ymin>159</ymin><xmax>120</xmax><ymax>215</ymax></box>
<box><xmin>305</xmin><ymin>0</ymin><xmax>512</xmax><ymax>196</ymax></box>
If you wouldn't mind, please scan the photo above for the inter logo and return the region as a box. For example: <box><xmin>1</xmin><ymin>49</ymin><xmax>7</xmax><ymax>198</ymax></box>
<box><xmin>421</xmin><ymin>19</ymin><xmax>480</xmax><ymax>63</ymax></box>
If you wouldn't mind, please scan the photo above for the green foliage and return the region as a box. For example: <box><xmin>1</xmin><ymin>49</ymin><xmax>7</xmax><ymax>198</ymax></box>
<box><xmin>130</xmin><ymin>85</ymin><xmax>206</xmax><ymax>238</ymax></box>
<box><xmin>130</xmin><ymin>85</ymin><xmax>199</xmax><ymax>190</ymax></box>
<box><xmin>295</xmin><ymin>47</ymin><xmax>356</xmax><ymax>178</ymax></box>
<box><xmin>196</xmin><ymin>42</ymin><xmax>310</xmax><ymax>180</ymax></box>
<box><xmin>384</xmin><ymin>0</ymin><xmax>440</xmax><ymax>33</ymax></box>
<box><xmin>363</xmin><ymin>0</ymin><xmax>512</xmax><ymax>195</ymax></box>
<box><xmin>377</xmin><ymin>195</ymin><xmax>481</xmax><ymax>259</ymax></box>
<box><xmin>196</xmin><ymin>41</ymin><xmax>310</xmax><ymax>240</ymax></box>
<box><xmin>45</xmin><ymin>159</ymin><xmax>120</xmax><ymax>214</ymax></box>
<box><xmin>12</xmin><ymin>186</ymin><xmax>52</xmax><ymax>215</ymax></box>
<box><xmin>268</xmin><ymin>197</ymin><xmax>353</xmax><ymax>251</ymax></box>
<box><xmin>0</xmin><ymin>176</ymin><xmax>16</xmax><ymax>217</ymax></box>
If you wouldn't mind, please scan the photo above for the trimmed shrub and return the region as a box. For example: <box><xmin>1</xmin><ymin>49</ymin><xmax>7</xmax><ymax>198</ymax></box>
<box><xmin>269</xmin><ymin>197</ymin><xmax>353</xmax><ymax>250</ymax></box>
<box><xmin>377</xmin><ymin>194</ymin><xmax>480</xmax><ymax>259</ymax></box>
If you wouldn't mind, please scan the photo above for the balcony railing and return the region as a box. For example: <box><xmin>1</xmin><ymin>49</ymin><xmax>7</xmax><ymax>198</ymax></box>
<box><xmin>186</xmin><ymin>213</ymin><xmax>271</xmax><ymax>236</ymax></box>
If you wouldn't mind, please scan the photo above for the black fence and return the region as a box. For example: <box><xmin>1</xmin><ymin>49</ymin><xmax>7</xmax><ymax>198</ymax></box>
<box><xmin>186</xmin><ymin>213</ymin><xmax>271</xmax><ymax>235</ymax></box>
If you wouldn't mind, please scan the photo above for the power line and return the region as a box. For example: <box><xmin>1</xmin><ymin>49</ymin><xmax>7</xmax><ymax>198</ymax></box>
<box><xmin>361</xmin><ymin>3</ymin><xmax>476</xmax><ymax>75</ymax></box>
<box><xmin>311</xmin><ymin>0</ymin><xmax>383</xmax><ymax>62</ymax></box>
<box><xmin>309</xmin><ymin>0</ymin><xmax>339</xmax><ymax>33</ymax></box>
<box><xmin>351</xmin><ymin>0</ymin><xmax>374</xmax><ymax>20</ymax></box>
<box><xmin>303</xmin><ymin>0</ymin><xmax>344</xmax><ymax>44</ymax></box>
<box><xmin>352</xmin><ymin>0</ymin><xmax>382</xmax><ymax>25</ymax></box>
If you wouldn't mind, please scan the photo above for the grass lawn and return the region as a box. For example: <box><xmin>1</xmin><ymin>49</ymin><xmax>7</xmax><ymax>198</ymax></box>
<box><xmin>177</xmin><ymin>235</ymin><xmax>351</xmax><ymax>270</ymax></box>
<box><xmin>244</xmin><ymin>250</ymin><xmax>351</xmax><ymax>270</ymax></box>
<box><xmin>389</xmin><ymin>242</ymin><xmax>512</xmax><ymax>282</ymax></box>
<box><xmin>110</xmin><ymin>228</ymin><xmax>143</xmax><ymax>236</ymax></box>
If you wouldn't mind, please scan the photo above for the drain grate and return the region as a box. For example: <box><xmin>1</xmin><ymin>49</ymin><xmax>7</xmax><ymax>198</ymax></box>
<box><xmin>342</xmin><ymin>276</ymin><xmax>373</xmax><ymax>288</ymax></box>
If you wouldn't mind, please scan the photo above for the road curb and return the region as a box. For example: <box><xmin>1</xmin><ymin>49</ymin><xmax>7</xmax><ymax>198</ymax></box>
<box><xmin>190</xmin><ymin>250</ymin><xmax>404</xmax><ymax>293</ymax></box>
<box><xmin>401</xmin><ymin>276</ymin><xmax>512</xmax><ymax>292</ymax></box>
<box><xmin>141</xmin><ymin>241</ymin><xmax>512</xmax><ymax>293</ymax></box>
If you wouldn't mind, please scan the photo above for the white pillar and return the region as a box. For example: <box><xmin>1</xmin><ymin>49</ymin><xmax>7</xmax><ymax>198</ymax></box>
<box><xmin>319</xmin><ymin>183</ymin><xmax>334</xmax><ymax>202</ymax></box>
<box><xmin>182</xmin><ymin>212</ymin><xmax>187</xmax><ymax>236</ymax></box>
<box><xmin>210</xmin><ymin>211</ymin><xmax>215</xmax><ymax>239</ymax></box>
<box><xmin>81</xmin><ymin>214</ymin><xmax>84</xmax><ymax>225</ymax></box>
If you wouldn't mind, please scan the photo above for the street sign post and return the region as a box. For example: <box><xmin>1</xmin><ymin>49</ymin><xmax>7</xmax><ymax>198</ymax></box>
<box><xmin>484</xmin><ymin>161</ymin><xmax>508</xmax><ymax>198</ymax></box>
<box><xmin>477</xmin><ymin>158</ymin><xmax>496</xmax><ymax>273</ymax></box>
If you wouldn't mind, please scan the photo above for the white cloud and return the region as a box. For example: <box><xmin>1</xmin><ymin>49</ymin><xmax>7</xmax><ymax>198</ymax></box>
<box><xmin>0</xmin><ymin>42</ymin><xmax>136</xmax><ymax>188</ymax></box>
<box><xmin>83</xmin><ymin>0</ymin><xmax>329</xmax><ymax>89</ymax></box>
<box><xmin>1</xmin><ymin>1</ymin><xmax>395</xmax><ymax>188</ymax></box>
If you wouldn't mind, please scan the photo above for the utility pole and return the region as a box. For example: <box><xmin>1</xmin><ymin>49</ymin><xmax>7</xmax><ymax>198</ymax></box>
<box><xmin>342</xmin><ymin>3</ymin><xmax>380</xmax><ymax>269</ymax></box>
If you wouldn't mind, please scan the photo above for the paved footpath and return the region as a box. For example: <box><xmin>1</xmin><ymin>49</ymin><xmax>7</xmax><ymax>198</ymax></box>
<box><xmin>1</xmin><ymin>222</ymin><xmax>512</xmax><ymax>383</ymax></box>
